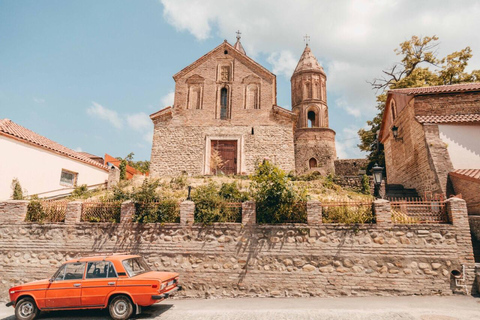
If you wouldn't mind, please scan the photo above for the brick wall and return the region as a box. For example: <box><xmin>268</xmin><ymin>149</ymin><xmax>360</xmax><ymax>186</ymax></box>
<box><xmin>414</xmin><ymin>92</ymin><xmax>480</xmax><ymax>116</ymax></box>
<box><xmin>384</xmin><ymin>102</ymin><xmax>448</xmax><ymax>197</ymax></box>
<box><xmin>0</xmin><ymin>199</ymin><xmax>476</xmax><ymax>300</ymax></box>
<box><xmin>450</xmin><ymin>174</ymin><xmax>480</xmax><ymax>215</ymax></box>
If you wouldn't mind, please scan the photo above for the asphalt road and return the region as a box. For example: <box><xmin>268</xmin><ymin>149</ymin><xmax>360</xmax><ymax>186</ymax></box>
<box><xmin>1</xmin><ymin>296</ymin><xmax>480</xmax><ymax>320</ymax></box>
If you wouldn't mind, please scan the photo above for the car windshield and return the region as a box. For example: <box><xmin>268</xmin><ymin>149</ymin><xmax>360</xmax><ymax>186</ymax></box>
<box><xmin>122</xmin><ymin>257</ymin><xmax>151</xmax><ymax>277</ymax></box>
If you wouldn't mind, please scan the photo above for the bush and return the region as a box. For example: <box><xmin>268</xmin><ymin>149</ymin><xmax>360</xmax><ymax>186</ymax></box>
<box><xmin>70</xmin><ymin>184</ymin><xmax>92</xmax><ymax>199</ymax></box>
<box><xmin>361</xmin><ymin>175</ymin><xmax>371</xmax><ymax>195</ymax></box>
<box><xmin>192</xmin><ymin>181</ymin><xmax>246</xmax><ymax>223</ymax></box>
<box><xmin>25</xmin><ymin>198</ymin><xmax>44</xmax><ymax>222</ymax></box>
<box><xmin>322</xmin><ymin>204</ymin><xmax>374</xmax><ymax>224</ymax></box>
<box><xmin>134</xmin><ymin>200</ymin><xmax>179</xmax><ymax>223</ymax></box>
<box><xmin>250</xmin><ymin>161</ymin><xmax>308</xmax><ymax>223</ymax></box>
<box><xmin>11</xmin><ymin>178</ymin><xmax>24</xmax><ymax>200</ymax></box>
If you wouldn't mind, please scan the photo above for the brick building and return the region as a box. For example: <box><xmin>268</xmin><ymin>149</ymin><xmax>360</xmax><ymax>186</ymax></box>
<box><xmin>379</xmin><ymin>83</ymin><xmax>480</xmax><ymax>209</ymax></box>
<box><xmin>150</xmin><ymin>37</ymin><xmax>337</xmax><ymax>176</ymax></box>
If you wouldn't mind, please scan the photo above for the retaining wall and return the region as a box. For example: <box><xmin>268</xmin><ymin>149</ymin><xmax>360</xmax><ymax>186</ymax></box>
<box><xmin>0</xmin><ymin>198</ymin><xmax>476</xmax><ymax>301</ymax></box>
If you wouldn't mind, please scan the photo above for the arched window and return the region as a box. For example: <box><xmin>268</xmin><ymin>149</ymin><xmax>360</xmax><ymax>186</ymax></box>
<box><xmin>246</xmin><ymin>84</ymin><xmax>259</xmax><ymax>109</ymax></box>
<box><xmin>188</xmin><ymin>85</ymin><xmax>202</xmax><ymax>109</ymax></box>
<box><xmin>305</xmin><ymin>82</ymin><xmax>312</xmax><ymax>99</ymax></box>
<box><xmin>307</xmin><ymin>110</ymin><xmax>316</xmax><ymax>128</ymax></box>
<box><xmin>391</xmin><ymin>100</ymin><xmax>397</xmax><ymax>120</ymax></box>
<box><xmin>220</xmin><ymin>87</ymin><xmax>228</xmax><ymax>119</ymax></box>
<box><xmin>309</xmin><ymin>158</ymin><xmax>317</xmax><ymax>168</ymax></box>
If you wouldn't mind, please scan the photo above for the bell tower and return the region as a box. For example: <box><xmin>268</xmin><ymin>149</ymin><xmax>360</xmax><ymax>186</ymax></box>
<box><xmin>291</xmin><ymin>41</ymin><xmax>336</xmax><ymax>175</ymax></box>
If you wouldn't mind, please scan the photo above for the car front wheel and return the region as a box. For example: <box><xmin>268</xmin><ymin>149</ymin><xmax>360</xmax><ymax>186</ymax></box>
<box><xmin>109</xmin><ymin>295</ymin><xmax>133</xmax><ymax>320</ymax></box>
<box><xmin>15</xmin><ymin>297</ymin><xmax>39</xmax><ymax>320</ymax></box>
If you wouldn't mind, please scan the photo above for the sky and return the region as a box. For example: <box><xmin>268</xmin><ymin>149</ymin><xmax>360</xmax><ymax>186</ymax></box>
<box><xmin>1</xmin><ymin>0</ymin><xmax>480</xmax><ymax>161</ymax></box>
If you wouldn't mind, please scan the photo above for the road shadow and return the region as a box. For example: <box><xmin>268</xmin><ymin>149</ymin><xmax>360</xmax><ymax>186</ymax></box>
<box><xmin>0</xmin><ymin>304</ymin><xmax>173</xmax><ymax>320</ymax></box>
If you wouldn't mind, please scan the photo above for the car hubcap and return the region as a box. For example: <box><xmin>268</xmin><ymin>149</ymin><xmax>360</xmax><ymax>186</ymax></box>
<box><xmin>20</xmin><ymin>302</ymin><xmax>33</xmax><ymax>317</ymax></box>
<box><xmin>115</xmin><ymin>301</ymin><xmax>127</xmax><ymax>315</ymax></box>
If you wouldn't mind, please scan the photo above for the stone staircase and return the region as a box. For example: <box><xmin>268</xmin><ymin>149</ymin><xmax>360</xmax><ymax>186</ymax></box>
<box><xmin>385</xmin><ymin>184</ymin><xmax>420</xmax><ymax>200</ymax></box>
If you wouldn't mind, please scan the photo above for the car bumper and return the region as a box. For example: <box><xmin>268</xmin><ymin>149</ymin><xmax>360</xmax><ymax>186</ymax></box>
<box><xmin>152</xmin><ymin>285</ymin><xmax>182</xmax><ymax>300</ymax></box>
<box><xmin>6</xmin><ymin>301</ymin><xmax>14</xmax><ymax>307</ymax></box>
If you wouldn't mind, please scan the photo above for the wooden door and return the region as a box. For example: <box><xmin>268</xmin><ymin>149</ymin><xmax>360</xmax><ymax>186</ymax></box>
<box><xmin>211</xmin><ymin>140</ymin><xmax>237</xmax><ymax>175</ymax></box>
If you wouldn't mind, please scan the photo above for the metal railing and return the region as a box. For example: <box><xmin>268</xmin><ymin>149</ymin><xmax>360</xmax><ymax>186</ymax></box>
<box><xmin>390</xmin><ymin>198</ymin><xmax>448</xmax><ymax>224</ymax></box>
<box><xmin>81</xmin><ymin>201</ymin><xmax>122</xmax><ymax>223</ymax></box>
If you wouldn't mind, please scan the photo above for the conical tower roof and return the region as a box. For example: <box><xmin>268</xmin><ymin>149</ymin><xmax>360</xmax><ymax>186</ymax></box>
<box><xmin>293</xmin><ymin>45</ymin><xmax>325</xmax><ymax>76</ymax></box>
<box><xmin>234</xmin><ymin>38</ymin><xmax>246</xmax><ymax>55</ymax></box>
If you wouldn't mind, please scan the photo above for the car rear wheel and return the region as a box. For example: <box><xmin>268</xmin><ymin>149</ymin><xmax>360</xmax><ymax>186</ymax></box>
<box><xmin>15</xmin><ymin>297</ymin><xmax>39</xmax><ymax>320</ymax></box>
<box><xmin>109</xmin><ymin>295</ymin><xmax>133</xmax><ymax>320</ymax></box>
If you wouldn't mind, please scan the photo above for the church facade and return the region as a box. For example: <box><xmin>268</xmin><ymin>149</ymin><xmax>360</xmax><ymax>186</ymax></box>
<box><xmin>150</xmin><ymin>37</ymin><xmax>336</xmax><ymax>177</ymax></box>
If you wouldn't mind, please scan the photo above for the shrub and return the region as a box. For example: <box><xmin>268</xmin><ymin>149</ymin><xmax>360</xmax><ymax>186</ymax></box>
<box><xmin>70</xmin><ymin>184</ymin><xmax>92</xmax><ymax>199</ymax></box>
<box><xmin>132</xmin><ymin>179</ymin><xmax>160</xmax><ymax>203</ymax></box>
<box><xmin>25</xmin><ymin>197</ymin><xmax>44</xmax><ymax>222</ymax></box>
<box><xmin>11</xmin><ymin>178</ymin><xmax>24</xmax><ymax>200</ymax></box>
<box><xmin>250</xmin><ymin>161</ymin><xmax>308</xmax><ymax>223</ymax></box>
<box><xmin>134</xmin><ymin>199</ymin><xmax>179</xmax><ymax>223</ymax></box>
<box><xmin>322</xmin><ymin>204</ymin><xmax>374</xmax><ymax>224</ymax></box>
<box><xmin>170</xmin><ymin>174</ymin><xmax>187</xmax><ymax>190</ymax></box>
<box><xmin>192</xmin><ymin>182</ymin><xmax>245</xmax><ymax>223</ymax></box>
<box><xmin>361</xmin><ymin>175</ymin><xmax>371</xmax><ymax>195</ymax></box>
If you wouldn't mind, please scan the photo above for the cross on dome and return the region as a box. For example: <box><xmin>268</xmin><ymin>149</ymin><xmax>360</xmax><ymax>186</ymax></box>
<box><xmin>304</xmin><ymin>34</ymin><xmax>310</xmax><ymax>46</ymax></box>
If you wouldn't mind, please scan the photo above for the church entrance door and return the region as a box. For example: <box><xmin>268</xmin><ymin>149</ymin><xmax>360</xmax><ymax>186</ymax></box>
<box><xmin>211</xmin><ymin>140</ymin><xmax>237</xmax><ymax>175</ymax></box>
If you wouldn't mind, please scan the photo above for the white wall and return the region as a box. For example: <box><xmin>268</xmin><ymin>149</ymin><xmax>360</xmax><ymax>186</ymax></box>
<box><xmin>0</xmin><ymin>136</ymin><xmax>108</xmax><ymax>200</ymax></box>
<box><xmin>438</xmin><ymin>124</ymin><xmax>480</xmax><ymax>169</ymax></box>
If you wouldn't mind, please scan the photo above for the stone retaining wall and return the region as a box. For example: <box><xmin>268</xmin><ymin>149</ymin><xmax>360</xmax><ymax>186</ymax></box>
<box><xmin>0</xmin><ymin>198</ymin><xmax>476</xmax><ymax>301</ymax></box>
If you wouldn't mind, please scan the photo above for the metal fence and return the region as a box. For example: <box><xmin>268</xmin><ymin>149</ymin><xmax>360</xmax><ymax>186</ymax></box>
<box><xmin>321</xmin><ymin>200</ymin><xmax>374</xmax><ymax>224</ymax></box>
<box><xmin>25</xmin><ymin>200</ymin><xmax>69</xmax><ymax>223</ymax></box>
<box><xmin>390</xmin><ymin>198</ymin><xmax>448</xmax><ymax>224</ymax></box>
<box><xmin>81</xmin><ymin>201</ymin><xmax>122</xmax><ymax>223</ymax></box>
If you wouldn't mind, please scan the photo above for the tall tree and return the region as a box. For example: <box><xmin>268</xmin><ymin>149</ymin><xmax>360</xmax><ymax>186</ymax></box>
<box><xmin>359</xmin><ymin>35</ymin><xmax>480</xmax><ymax>173</ymax></box>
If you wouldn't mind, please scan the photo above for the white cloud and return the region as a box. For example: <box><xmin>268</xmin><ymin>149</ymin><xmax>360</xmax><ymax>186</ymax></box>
<box><xmin>33</xmin><ymin>97</ymin><xmax>45</xmax><ymax>104</ymax></box>
<box><xmin>161</xmin><ymin>91</ymin><xmax>175</xmax><ymax>108</ymax></box>
<box><xmin>336</xmin><ymin>127</ymin><xmax>366</xmax><ymax>159</ymax></box>
<box><xmin>267</xmin><ymin>51</ymin><xmax>298</xmax><ymax>79</ymax></box>
<box><xmin>143</xmin><ymin>130</ymin><xmax>154</xmax><ymax>144</ymax></box>
<box><xmin>127</xmin><ymin>112</ymin><xmax>151</xmax><ymax>132</ymax></box>
<box><xmin>159</xmin><ymin>0</ymin><xmax>480</xmax><ymax>158</ymax></box>
<box><xmin>86</xmin><ymin>101</ymin><xmax>123</xmax><ymax>129</ymax></box>
<box><xmin>74</xmin><ymin>147</ymin><xmax>83</xmax><ymax>152</ymax></box>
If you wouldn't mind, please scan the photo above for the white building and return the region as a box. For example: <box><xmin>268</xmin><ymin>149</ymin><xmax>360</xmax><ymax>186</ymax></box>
<box><xmin>0</xmin><ymin>119</ymin><xmax>109</xmax><ymax>200</ymax></box>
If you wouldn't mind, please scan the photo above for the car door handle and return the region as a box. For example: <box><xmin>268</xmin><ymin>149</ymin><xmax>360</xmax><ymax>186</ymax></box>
<box><xmin>108</xmin><ymin>282</ymin><xmax>115</xmax><ymax>286</ymax></box>
<box><xmin>73</xmin><ymin>283</ymin><xmax>81</xmax><ymax>287</ymax></box>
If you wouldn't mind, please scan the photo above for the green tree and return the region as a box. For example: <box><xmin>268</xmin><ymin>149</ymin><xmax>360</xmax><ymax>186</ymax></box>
<box><xmin>11</xmin><ymin>178</ymin><xmax>24</xmax><ymax>200</ymax></box>
<box><xmin>359</xmin><ymin>35</ymin><xmax>480</xmax><ymax>172</ymax></box>
<box><xmin>116</xmin><ymin>152</ymin><xmax>150</xmax><ymax>175</ymax></box>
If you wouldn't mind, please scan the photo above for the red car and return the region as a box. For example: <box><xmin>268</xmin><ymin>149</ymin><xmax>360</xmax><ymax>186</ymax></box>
<box><xmin>7</xmin><ymin>254</ymin><xmax>181</xmax><ymax>320</ymax></box>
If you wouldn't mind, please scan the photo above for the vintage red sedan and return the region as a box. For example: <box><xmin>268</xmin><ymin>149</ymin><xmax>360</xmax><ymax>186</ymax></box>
<box><xmin>6</xmin><ymin>254</ymin><xmax>181</xmax><ymax>320</ymax></box>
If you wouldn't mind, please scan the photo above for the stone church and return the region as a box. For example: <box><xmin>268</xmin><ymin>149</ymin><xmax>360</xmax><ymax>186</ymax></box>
<box><xmin>149</xmin><ymin>36</ymin><xmax>337</xmax><ymax>177</ymax></box>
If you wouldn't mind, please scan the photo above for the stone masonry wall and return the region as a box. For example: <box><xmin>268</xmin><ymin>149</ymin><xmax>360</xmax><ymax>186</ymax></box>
<box><xmin>334</xmin><ymin>159</ymin><xmax>369</xmax><ymax>176</ymax></box>
<box><xmin>0</xmin><ymin>198</ymin><xmax>476</xmax><ymax>301</ymax></box>
<box><xmin>294</xmin><ymin>128</ymin><xmax>336</xmax><ymax>175</ymax></box>
<box><xmin>150</xmin><ymin>124</ymin><xmax>295</xmax><ymax>176</ymax></box>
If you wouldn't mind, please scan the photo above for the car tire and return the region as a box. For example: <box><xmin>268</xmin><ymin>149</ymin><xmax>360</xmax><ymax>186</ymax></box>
<box><xmin>15</xmin><ymin>297</ymin><xmax>39</xmax><ymax>320</ymax></box>
<box><xmin>109</xmin><ymin>295</ymin><xmax>133</xmax><ymax>320</ymax></box>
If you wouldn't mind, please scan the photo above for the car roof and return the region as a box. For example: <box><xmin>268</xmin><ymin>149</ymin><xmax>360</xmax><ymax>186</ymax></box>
<box><xmin>64</xmin><ymin>254</ymin><xmax>140</xmax><ymax>264</ymax></box>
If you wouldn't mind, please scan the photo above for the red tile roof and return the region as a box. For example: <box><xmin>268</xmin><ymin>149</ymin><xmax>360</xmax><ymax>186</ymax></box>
<box><xmin>450</xmin><ymin>169</ymin><xmax>480</xmax><ymax>183</ymax></box>
<box><xmin>416</xmin><ymin>114</ymin><xmax>480</xmax><ymax>124</ymax></box>
<box><xmin>0</xmin><ymin>119</ymin><xmax>109</xmax><ymax>171</ymax></box>
<box><xmin>388</xmin><ymin>82</ymin><xmax>480</xmax><ymax>95</ymax></box>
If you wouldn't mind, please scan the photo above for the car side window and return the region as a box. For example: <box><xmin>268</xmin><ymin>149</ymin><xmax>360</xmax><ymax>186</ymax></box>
<box><xmin>86</xmin><ymin>261</ymin><xmax>118</xmax><ymax>279</ymax></box>
<box><xmin>55</xmin><ymin>262</ymin><xmax>85</xmax><ymax>281</ymax></box>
